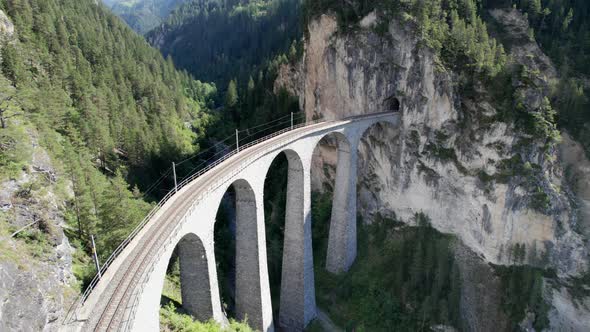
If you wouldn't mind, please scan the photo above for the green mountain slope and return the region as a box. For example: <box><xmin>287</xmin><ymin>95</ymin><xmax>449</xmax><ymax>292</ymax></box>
<box><xmin>105</xmin><ymin>0</ymin><xmax>186</xmax><ymax>34</ymax></box>
<box><xmin>0</xmin><ymin>0</ymin><xmax>215</xmax><ymax>274</ymax></box>
<box><xmin>146</xmin><ymin>0</ymin><xmax>302</xmax><ymax>89</ymax></box>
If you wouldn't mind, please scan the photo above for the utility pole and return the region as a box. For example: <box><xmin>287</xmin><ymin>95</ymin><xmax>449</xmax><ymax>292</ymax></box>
<box><xmin>236</xmin><ymin>129</ymin><xmax>240</xmax><ymax>152</ymax></box>
<box><xmin>291</xmin><ymin>112</ymin><xmax>294</xmax><ymax>130</ymax></box>
<box><xmin>172</xmin><ymin>162</ymin><xmax>178</xmax><ymax>193</ymax></box>
<box><xmin>91</xmin><ymin>234</ymin><xmax>101</xmax><ymax>279</ymax></box>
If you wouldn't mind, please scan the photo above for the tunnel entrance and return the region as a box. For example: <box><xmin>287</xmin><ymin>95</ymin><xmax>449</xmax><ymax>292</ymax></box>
<box><xmin>385</xmin><ymin>96</ymin><xmax>400</xmax><ymax>112</ymax></box>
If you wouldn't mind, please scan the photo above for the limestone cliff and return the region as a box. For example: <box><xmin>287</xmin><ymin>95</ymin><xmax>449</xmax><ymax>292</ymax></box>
<box><xmin>276</xmin><ymin>9</ymin><xmax>590</xmax><ymax>331</ymax></box>
<box><xmin>0</xmin><ymin>11</ymin><xmax>75</xmax><ymax>331</ymax></box>
<box><xmin>0</xmin><ymin>125</ymin><xmax>76</xmax><ymax>331</ymax></box>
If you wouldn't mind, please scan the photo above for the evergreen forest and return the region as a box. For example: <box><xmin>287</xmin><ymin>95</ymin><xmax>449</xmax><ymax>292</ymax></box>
<box><xmin>0</xmin><ymin>0</ymin><xmax>588</xmax><ymax>331</ymax></box>
<box><xmin>0</xmin><ymin>0</ymin><xmax>216</xmax><ymax>282</ymax></box>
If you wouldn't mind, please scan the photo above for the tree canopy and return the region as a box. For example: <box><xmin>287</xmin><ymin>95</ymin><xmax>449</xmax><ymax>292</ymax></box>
<box><xmin>0</xmin><ymin>0</ymin><xmax>217</xmax><ymax>278</ymax></box>
<box><xmin>147</xmin><ymin>0</ymin><xmax>302</xmax><ymax>90</ymax></box>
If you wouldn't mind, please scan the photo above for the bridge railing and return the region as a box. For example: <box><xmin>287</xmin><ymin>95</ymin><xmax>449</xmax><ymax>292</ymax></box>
<box><xmin>121</xmin><ymin>112</ymin><xmax>396</xmax><ymax>330</ymax></box>
<box><xmin>63</xmin><ymin>116</ymin><xmax>316</xmax><ymax>324</ymax></box>
<box><xmin>63</xmin><ymin>111</ymin><xmax>394</xmax><ymax>325</ymax></box>
<box><xmin>121</xmin><ymin>119</ymin><xmax>329</xmax><ymax>330</ymax></box>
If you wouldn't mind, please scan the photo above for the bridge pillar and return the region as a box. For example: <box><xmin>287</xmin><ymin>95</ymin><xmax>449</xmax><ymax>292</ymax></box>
<box><xmin>326</xmin><ymin>136</ymin><xmax>359</xmax><ymax>274</ymax></box>
<box><xmin>178</xmin><ymin>234</ymin><xmax>214</xmax><ymax>322</ymax></box>
<box><xmin>279</xmin><ymin>151</ymin><xmax>316</xmax><ymax>331</ymax></box>
<box><xmin>234</xmin><ymin>180</ymin><xmax>274</xmax><ymax>332</ymax></box>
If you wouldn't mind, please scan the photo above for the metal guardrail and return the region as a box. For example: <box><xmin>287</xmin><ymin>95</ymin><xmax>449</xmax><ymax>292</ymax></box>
<box><xmin>63</xmin><ymin>112</ymin><xmax>395</xmax><ymax>326</ymax></box>
<box><xmin>63</xmin><ymin>119</ymin><xmax>314</xmax><ymax>324</ymax></box>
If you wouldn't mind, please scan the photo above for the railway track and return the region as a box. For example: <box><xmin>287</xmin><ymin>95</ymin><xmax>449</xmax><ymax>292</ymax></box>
<box><xmin>87</xmin><ymin>120</ymin><xmax>331</xmax><ymax>331</ymax></box>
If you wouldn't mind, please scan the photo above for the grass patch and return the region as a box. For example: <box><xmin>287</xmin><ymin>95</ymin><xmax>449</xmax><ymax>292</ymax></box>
<box><xmin>304</xmin><ymin>320</ymin><xmax>324</xmax><ymax>332</ymax></box>
<box><xmin>312</xmin><ymin>205</ymin><xmax>462</xmax><ymax>330</ymax></box>
<box><xmin>159</xmin><ymin>261</ymin><xmax>254</xmax><ymax>332</ymax></box>
<box><xmin>160</xmin><ymin>302</ymin><xmax>254</xmax><ymax>332</ymax></box>
<box><xmin>163</xmin><ymin>258</ymin><xmax>182</xmax><ymax>304</ymax></box>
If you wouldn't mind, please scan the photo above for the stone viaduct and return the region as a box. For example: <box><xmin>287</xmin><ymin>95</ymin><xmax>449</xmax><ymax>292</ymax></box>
<box><xmin>64</xmin><ymin>112</ymin><xmax>399</xmax><ymax>332</ymax></box>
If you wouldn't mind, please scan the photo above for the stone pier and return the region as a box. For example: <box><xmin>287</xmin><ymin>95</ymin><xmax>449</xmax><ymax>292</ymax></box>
<box><xmin>178</xmin><ymin>233</ymin><xmax>214</xmax><ymax>321</ymax></box>
<box><xmin>326</xmin><ymin>133</ymin><xmax>359</xmax><ymax>274</ymax></box>
<box><xmin>278</xmin><ymin>150</ymin><xmax>316</xmax><ymax>330</ymax></box>
<box><xmin>234</xmin><ymin>179</ymin><xmax>274</xmax><ymax>332</ymax></box>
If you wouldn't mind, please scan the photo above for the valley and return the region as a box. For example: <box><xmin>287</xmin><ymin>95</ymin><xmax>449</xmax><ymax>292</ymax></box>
<box><xmin>0</xmin><ymin>0</ymin><xmax>589</xmax><ymax>331</ymax></box>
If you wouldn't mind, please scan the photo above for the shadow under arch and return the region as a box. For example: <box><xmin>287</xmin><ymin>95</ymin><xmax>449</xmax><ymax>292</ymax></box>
<box><xmin>358</xmin><ymin>119</ymin><xmax>399</xmax><ymax>143</ymax></box>
<box><xmin>213</xmin><ymin>178</ymin><xmax>265</xmax><ymax>329</ymax></box>
<box><xmin>163</xmin><ymin>232</ymin><xmax>213</xmax><ymax>322</ymax></box>
<box><xmin>311</xmin><ymin>131</ymin><xmax>352</xmax><ymax>192</ymax></box>
<box><xmin>311</xmin><ymin>131</ymin><xmax>356</xmax><ymax>273</ymax></box>
<box><xmin>262</xmin><ymin>148</ymin><xmax>315</xmax><ymax>329</ymax></box>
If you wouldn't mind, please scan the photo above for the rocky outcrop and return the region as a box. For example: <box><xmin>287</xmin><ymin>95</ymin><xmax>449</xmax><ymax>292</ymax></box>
<box><xmin>0</xmin><ymin>10</ymin><xmax>14</xmax><ymax>43</ymax></box>
<box><xmin>0</xmin><ymin>12</ymin><xmax>75</xmax><ymax>330</ymax></box>
<box><xmin>278</xmin><ymin>12</ymin><xmax>588</xmax><ymax>275</ymax></box>
<box><xmin>453</xmin><ymin>241</ymin><xmax>510</xmax><ymax>332</ymax></box>
<box><xmin>548</xmin><ymin>286</ymin><xmax>590</xmax><ymax>331</ymax></box>
<box><xmin>0</xmin><ymin>126</ymin><xmax>75</xmax><ymax>331</ymax></box>
<box><xmin>559</xmin><ymin>133</ymin><xmax>590</xmax><ymax>238</ymax></box>
<box><xmin>276</xmin><ymin>9</ymin><xmax>589</xmax><ymax>331</ymax></box>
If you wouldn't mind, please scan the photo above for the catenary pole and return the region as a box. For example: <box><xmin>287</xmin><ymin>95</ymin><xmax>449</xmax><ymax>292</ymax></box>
<box><xmin>236</xmin><ymin>129</ymin><xmax>240</xmax><ymax>152</ymax></box>
<box><xmin>172</xmin><ymin>162</ymin><xmax>178</xmax><ymax>193</ymax></box>
<box><xmin>91</xmin><ymin>234</ymin><xmax>101</xmax><ymax>279</ymax></box>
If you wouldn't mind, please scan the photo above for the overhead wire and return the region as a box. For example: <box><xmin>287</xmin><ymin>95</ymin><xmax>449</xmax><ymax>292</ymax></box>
<box><xmin>239</xmin><ymin>116</ymin><xmax>299</xmax><ymax>143</ymax></box>
<box><xmin>237</xmin><ymin>113</ymin><xmax>296</xmax><ymax>133</ymax></box>
<box><xmin>138</xmin><ymin>168</ymin><xmax>172</xmax><ymax>199</ymax></box>
<box><xmin>175</xmin><ymin>133</ymin><xmax>236</xmax><ymax>166</ymax></box>
<box><xmin>139</xmin><ymin>112</ymin><xmax>306</xmax><ymax>198</ymax></box>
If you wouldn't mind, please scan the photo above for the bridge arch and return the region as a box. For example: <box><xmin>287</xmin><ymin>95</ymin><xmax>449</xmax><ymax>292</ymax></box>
<box><xmin>174</xmin><ymin>233</ymin><xmax>214</xmax><ymax>321</ymax></box>
<box><xmin>358</xmin><ymin>118</ymin><xmax>399</xmax><ymax>141</ymax></box>
<box><xmin>261</xmin><ymin>148</ymin><xmax>316</xmax><ymax>330</ymax></box>
<box><xmin>213</xmin><ymin>178</ymin><xmax>271</xmax><ymax>331</ymax></box>
<box><xmin>310</xmin><ymin>131</ymin><xmax>357</xmax><ymax>274</ymax></box>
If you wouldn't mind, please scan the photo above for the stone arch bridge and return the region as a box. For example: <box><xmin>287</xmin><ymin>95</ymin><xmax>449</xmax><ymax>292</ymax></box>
<box><xmin>65</xmin><ymin>112</ymin><xmax>398</xmax><ymax>332</ymax></box>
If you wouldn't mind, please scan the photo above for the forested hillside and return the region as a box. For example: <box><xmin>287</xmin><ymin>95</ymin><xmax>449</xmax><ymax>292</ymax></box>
<box><xmin>489</xmin><ymin>0</ymin><xmax>590</xmax><ymax>155</ymax></box>
<box><xmin>0</xmin><ymin>0</ymin><xmax>215</xmax><ymax>282</ymax></box>
<box><xmin>147</xmin><ymin>0</ymin><xmax>302</xmax><ymax>89</ymax></box>
<box><xmin>105</xmin><ymin>0</ymin><xmax>186</xmax><ymax>34</ymax></box>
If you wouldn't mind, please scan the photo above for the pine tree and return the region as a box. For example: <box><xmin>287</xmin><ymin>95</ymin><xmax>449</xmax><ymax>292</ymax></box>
<box><xmin>225</xmin><ymin>78</ymin><xmax>239</xmax><ymax>122</ymax></box>
<box><xmin>98</xmin><ymin>170</ymin><xmax>150</xmax><ymax>255</ymax></box>
<box><xmin>288</xmin><ymin>41</ymin><xmax>297</xmax><ymax>63</ymax></box>
<box><xmin>0</xmin><ymin>75</ymin><xmax>20</xmax><ymax>129</ymax></box>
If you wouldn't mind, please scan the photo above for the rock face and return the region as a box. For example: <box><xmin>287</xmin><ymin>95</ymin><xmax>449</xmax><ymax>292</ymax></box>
<box><xmin>0</xmin><ymin>12</ymin><xmax>75</xmax><ymax>330</ymax></box>
<box><xmin>279</xmin><ymin>12</ymin><xmax>588</xmax><ymax>275</ymax></box>
<box><xmin>0</xmin><ymin>127</ymin><xmax>75</xmax><ymax>331</ymax></box>
<box><xmin>276</xmin><ymin>10</ymin><xmax>589</xmax><ymax>330</ymax></box>
<box><xmin>0</xmin><ymin>10</ymin><xmax>14</xmax><ymax>41</ymax></box>
<box><xmin>559</xmin><ymin>133</ymin><xmax>590</xmax><ymax>238</ymax></box>
<box><xmin>453</xmin><ymin>241</ymin><xmax>510</xmax><ymax>332</ymax></box>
